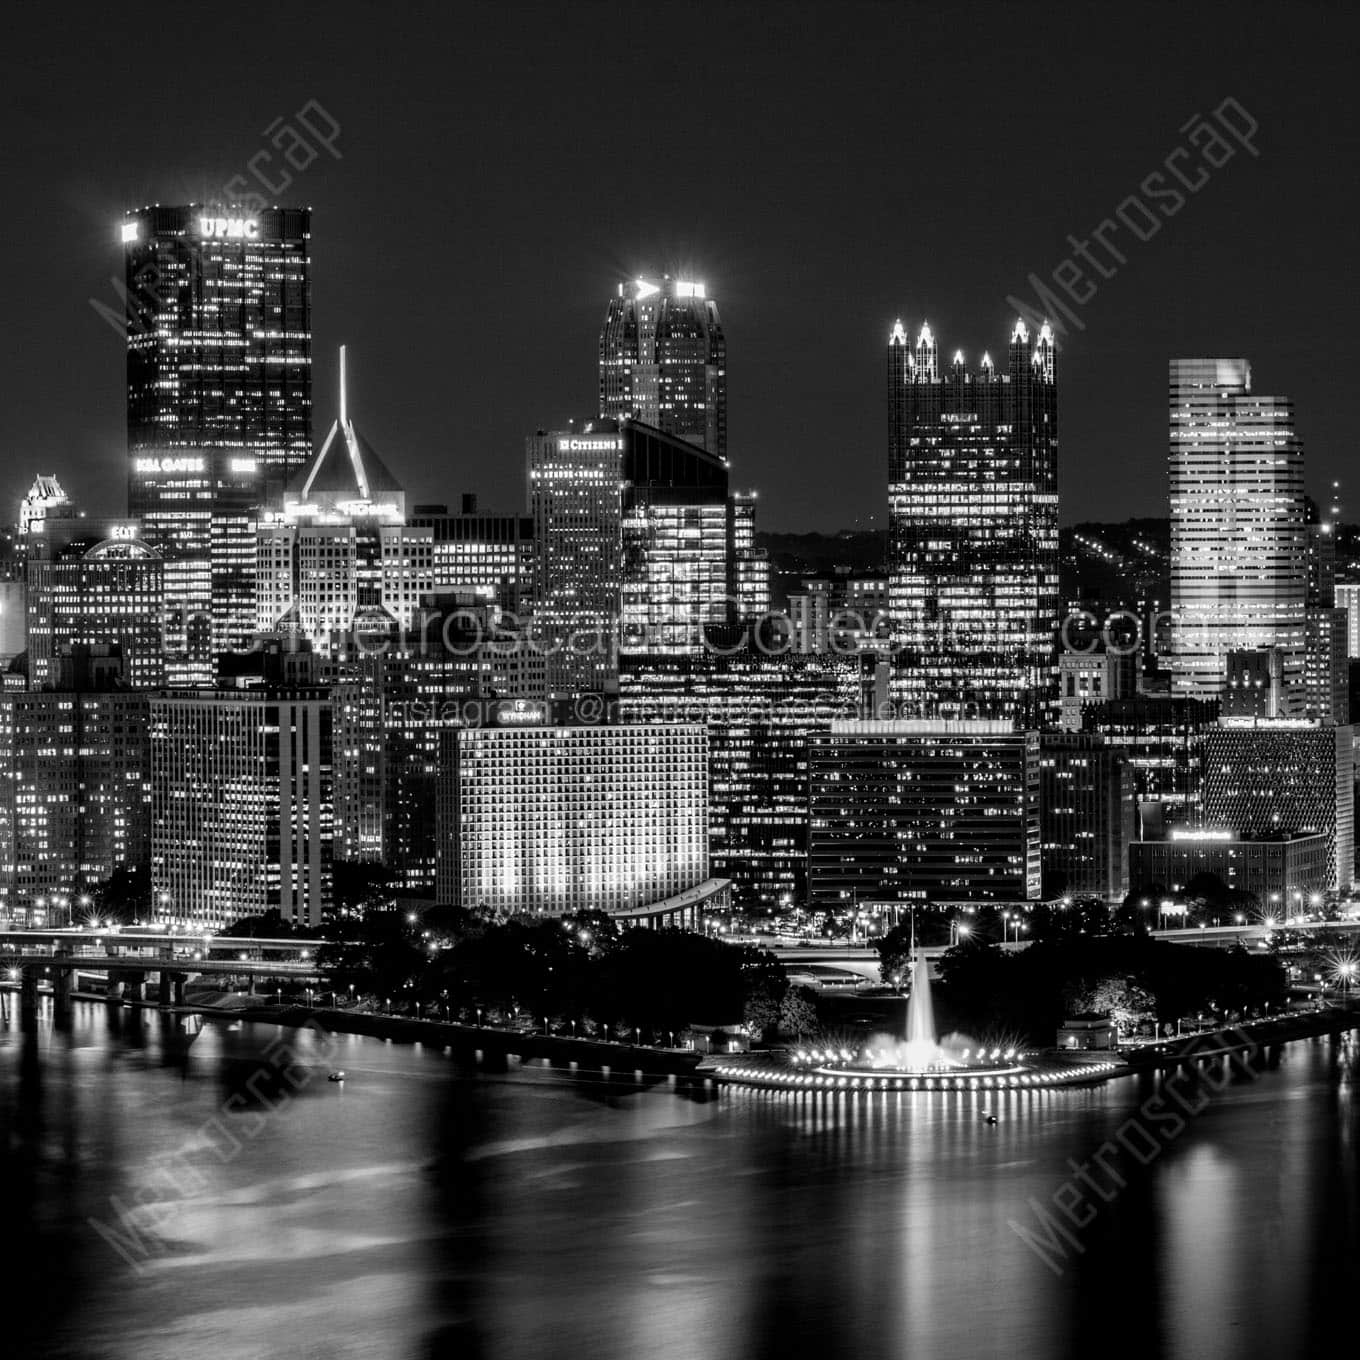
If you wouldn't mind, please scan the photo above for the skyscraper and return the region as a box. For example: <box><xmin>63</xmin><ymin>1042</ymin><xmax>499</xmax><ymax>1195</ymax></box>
<box><xmin>255</xmin><ymin>349</ymin><xmax>433</xmax><ymax>652</ymax></box>
<box><xmin>124</xmin><ymin>205</ymin><xmax>312</xmax><ymax>681</ymax></box>
<box><xmin>887</xmin><ymin>318</ymin><xmax>1059</xmax><ymax>726</ymax></box>
<box><xmin>150</xmin><ymin>682</ymin><xmax>333</xmax><ymax>927</ymax></box>
<box><xmin>528</xmin><ymin>418</ymin><xmax>732</xmax><ymax>695</ymax></box>
<box><xmin>1168</xmin><ymin>359</ymin><xmax>1306</xmax><ymax>710</ymax></box>
<box><xmin>600</xmin><ymin>277</ymin><xmax>726</xmax><ymax>458</ymax></box>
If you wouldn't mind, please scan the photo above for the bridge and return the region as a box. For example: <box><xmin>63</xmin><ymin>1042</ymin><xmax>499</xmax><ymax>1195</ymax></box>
<box><xmin>0</xmin><ymin>937</ymin><xmax>325</xmax><ymax>1029</ymax></box>
<box><xmin>770</xmin><ymin>918</ymin><xmax>1360</xmax><ymax>988</ymax></box>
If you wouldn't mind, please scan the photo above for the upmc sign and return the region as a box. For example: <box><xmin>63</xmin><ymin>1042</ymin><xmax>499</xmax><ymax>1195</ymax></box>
<box><xmin>199</xmin><ymin>217</ymin><xmax>259</xmax><ymax>239</ymax></box>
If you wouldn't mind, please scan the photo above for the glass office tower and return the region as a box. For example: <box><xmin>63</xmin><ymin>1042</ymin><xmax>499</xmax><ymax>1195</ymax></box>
<box><xmin>124</xmin><ymin>204</ymin><xmax>312</xmax><ymax>681</ymax></box>
<box><xmin>1168</xmin><ymin>358</ymin><xmax>1306</xmax><ymax>711</ymax></box>
<box><xmin>600</xmin><ymin>276</ymin><xmax>726</xmax><ymax>459</ymax></box>
<box><xmin>887</xmin><ymin>318</ymin><xmax>1059</xmax><ymax>726</ymax></box>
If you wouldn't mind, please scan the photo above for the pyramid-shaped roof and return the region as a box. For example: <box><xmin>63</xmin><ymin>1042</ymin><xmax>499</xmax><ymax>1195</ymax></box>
<box><xmin>287</xmin><ymin>347</ymin><xmax>406</xmax><ymax>518</ymax></box>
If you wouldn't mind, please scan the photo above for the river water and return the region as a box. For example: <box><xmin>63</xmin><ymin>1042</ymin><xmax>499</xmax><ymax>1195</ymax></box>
<box><xmin>0</xmin><ymin>1000</ymin><xmax>1355</xmax><ymax>1360</ymax></box>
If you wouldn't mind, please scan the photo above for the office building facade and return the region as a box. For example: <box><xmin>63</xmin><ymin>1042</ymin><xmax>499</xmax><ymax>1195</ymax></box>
<box><xmin>26</xmin><ymin>517</ymin><xmax>164</xmax><ymax>689</ymax></box>
<box><xmin>124</xmin><ymin>205</ymin><xmax>312</xmax><ymax>681</ymax></box>
<box><xmin>528</xmin><ymin>418</ymin><xmax>732</xmax><ymax>693</ymax></box>
<box><xmin>1129</xmin><ymin>828</ymin><xmax>1330</xmax><ymax>907</ymax></box>
<box><xmin>1200</xmin><ymin>721</ymin><xmax>1355</xmax><ymax>892</ymax></box>
<box><xmin>808</xmin><ymin>720</ymin><xmax>1041</xmax><ymax>907</ymax></box>
<box><xmin>410</xmin><ymin>495</ymin><xmax>535</xmax><ymax>611</ymax></box>
<box><xmin>1169</xmin><ymin>359</ymin><xmax>1307</xmax><ymax>709</ymax></box>
<box><xmin>256</xmin><ymin>350</ymin><xmax>432</xmax><ymax>651</ymax></box>
<box><xmin>0</xmin><ymin>690</ymin><xmax>151</xmax><ymax>915</ymax></box>
<box><xmin>619</xmin><ymin>644</ymin><xmax>864</xmax><ymax>904</ymax></box>
<box><xmin>599</xmin><ymin>276</ymin><xmax>726</xmax><ymax>459</ymax></box>
<box><xmin>887</xmin><ymin>319</ymin><xmax>1059</xmax><ymax>725</ymax></box>
<box><xmin>1039</xmin><ymin>733</ymin><xmax>1134</xmax><ymax>901</ymax></box>
<box><xmin>150</xmin><ymin>687</ymin><xmax>332</xmax><ymax>927</ymax></box>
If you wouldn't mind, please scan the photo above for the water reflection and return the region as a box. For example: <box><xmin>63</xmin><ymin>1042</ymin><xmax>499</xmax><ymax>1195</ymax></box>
<box><xmin>0</xmin><ymin>1001</ymin><xmax>1355</xmax><ymax>1360</ymax></box>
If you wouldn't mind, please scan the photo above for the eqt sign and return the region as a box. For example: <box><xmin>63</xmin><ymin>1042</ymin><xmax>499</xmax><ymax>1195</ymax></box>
<box><xmin>199</xmin><ymin>217</ymin><xmax>259</xmax><ymax>239</ymax></box>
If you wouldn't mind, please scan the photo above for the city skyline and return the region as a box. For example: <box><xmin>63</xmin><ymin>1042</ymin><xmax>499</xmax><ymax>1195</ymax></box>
<box><xmin>4</xmin><ymin>9</ymin><xmax>1360</xmax><ymax>1359</ymax></box>
<box><xmin>8</xmin><ymin>3</ymin><xmax>1359</xmax><ymax>536</ymax></box>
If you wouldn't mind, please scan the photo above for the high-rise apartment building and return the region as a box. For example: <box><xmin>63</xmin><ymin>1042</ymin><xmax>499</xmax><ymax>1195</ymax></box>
<box><xmin>1169</xmin><ymin>359</ymin><xmax>1306</xmax><ymax>710</ymax></box>
<box><xmin>124</xmin><ymin>205</ymin><xmax>312</xmax><ymax>681</ymax></box>
<box><xmin>600</xmin><ymin>276</ymin><xmax>726</xmax><ymax>458</ymax></box>
<box><xmin>437</xmin><ymin>722</ymin><xmax>709</xmax><ymax>916</ymax></box>
<box><xmin>808</xmin><ymin>720</ymin><xmax>1042</xmax><ymax>907</ymax></box>
<box><xmin>887</xmin><ymin>319</ymin><xmax>1059</xmax><ymax>726</ymax></box>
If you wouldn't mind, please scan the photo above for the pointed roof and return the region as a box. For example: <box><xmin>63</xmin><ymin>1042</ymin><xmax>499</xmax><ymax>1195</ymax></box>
<box><xmin>287</xmin><ymin>346</ymin><xmax>405</xmax><ymax>518</ymax></box>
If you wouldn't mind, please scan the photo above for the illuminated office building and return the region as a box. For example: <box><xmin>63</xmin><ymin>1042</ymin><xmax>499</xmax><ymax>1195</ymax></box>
<box><xmin>26</xmin><ymin>516</ymin><xmax>164</xmax><ymax>689</ymax></box>
<box><xmin>409</xmin><ymin>495</ymin><xmax>535</xmax><ymax>611</ymax></box>
<box><xmin>18</xmin><ymin>475</ymin><xmax>72</xmax><ymax>544</ymax></box>
<box><xmin>619</xmin><ymin>643</ymin><xmax>865</xmax><ymax>904</ymax></box>
<box><xmin>619</xmin><ymin>424</ymin><xmax>729</xmax><ymax>655</ymax></box>
<box><xmin>1200</xmin><ymin>720</ymin><xmax>1354</xmax><ymax>892</ymax></box>
<box><xmin>150</xmin><ymin>684</ymin><xmax>332</xmax><ymax>928</ymax></box>
<box><xmin>887</xmin><ymin>318</ymin><xmax>1059</xmax><ymax>726</ymax></box>
<box><xmin>256</xmin><ymin>348</ymin><xmax>433</xmax><ymax>652</ymax></box>
<box><xmin>1039</xmin><ymin>733</ymin><xmax>1134</xmax><ymax>901</ymax></box>
<box><xmin>1303</xmin><ymin>610</ymin><xmax>1349</xmax><ymax>724</ymax></box>
<box><xmin>1302</xmin><ymin>498</ymin><xmax>1349</xmax><ymax>723</ymax></box>
<box><xmin>600</xmin><ymin>276</ymin><xmax>726</xmax><ymax>458</ymax></box>
<box><xmin>528</xmin><ymin>418</ymin><xmax>731</xmax><ymax>693</ymax></box>
<box><xmin>332</xmin><ymin>601</ymin><xmax>546</xmax><ymax>891</ymax></box>
<box><xmin>1058</xmin><ymin>648</ymin><xmax>1137</xmax><ymax>732</ymax></box>
<box><xmin>727</xmin><ymin>491</ymin><xmax>770</xmax><ymax>623</ymax></box>
<box><xmin>1169</xmin><ymin>359</ymin><xmax>1306</xmax><ymax>710</ymax></box>
<box><xmin>0</xmin><ymin>688</ymin><xmax>151</xmax><ymax>916</ymax></box>
<box><xmin>437</xmin><ymin>722</ymin><xmax>709</xmax><ymax>916</ymax></box>
<box><xmin>124</xmin><ymin>205</ymin><xmax>312</xmax><ymax>681</ymax></box>
<box><xmin>1336</xmin><ymin>581</ymin><xmax>1360</xmax><ymax>659</ymax></box>
<box><xmin>1081</xmin><ymin>695</ymin><xmax>1218</xmax><ymax>825</ymax></box>
<box><xmin>1129</xmin><ymin>827</ymin><xmax>1329</xmax><ymax>904</ymax></box>
<box><xmin>808</xmin><ymin>720</ymin><xmax>1041</xmax><ymax>908</ymax></box>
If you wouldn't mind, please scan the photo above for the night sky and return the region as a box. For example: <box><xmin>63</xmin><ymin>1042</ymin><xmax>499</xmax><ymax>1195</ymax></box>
<box><xmin>5</xmin><ymin>0</ymin><xmax>1358</xmax><ymax>533</ymax></box>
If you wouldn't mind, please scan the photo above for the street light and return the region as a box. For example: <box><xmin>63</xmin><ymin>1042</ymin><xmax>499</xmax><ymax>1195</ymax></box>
<box><xmin>949</xmin><ymin>921</ymin><xmax>970</xmax><ymax>946</ymax></box>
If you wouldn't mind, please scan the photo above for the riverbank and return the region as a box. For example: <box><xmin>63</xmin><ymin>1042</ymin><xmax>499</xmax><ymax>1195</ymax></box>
<box><xmin>1119</xmin><ymin>1003</ymin><xmax>1360</xmax><ymax>1073</ymax></box>
<box><xmin>220</xmin><ymin>1002</ymin><xmax>709</xmax><ymax>1079</ymax></box>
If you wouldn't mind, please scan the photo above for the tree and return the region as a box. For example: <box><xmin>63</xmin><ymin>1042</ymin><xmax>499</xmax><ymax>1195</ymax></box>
<box><xmin>220</xmin><ymin>909</ymin><xmax>313</xmax><ymax>939</ymax></box>
<box><xmin>743</xmin><ymin>973</ymin><xmax>788</xmax><ymax>1042</ymax></box>
<box><xmin>93</xmin><ymin>865</ymin><xmax>149</xmax><ymax>924</ymax></box>
<box><xmin>778</xmin><ymin>985</ymin><xmax>820</xmax><ymax>1039</ymax></box>
<box><xmin>1064</xmin><ymin>975</ymin><xmax>1157</xmax><ymax>1033</ymax></box>
<box><xmin>875</xmin><ymin>922</ymin><xmax>915</xmax><ymax>986</ymax></box>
